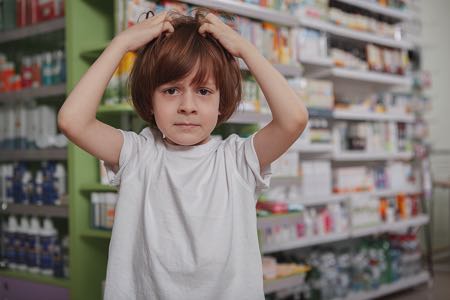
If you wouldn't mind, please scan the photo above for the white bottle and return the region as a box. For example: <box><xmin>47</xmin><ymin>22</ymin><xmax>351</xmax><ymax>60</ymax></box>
<box><xmin>28</xmin><ymin>217</ymin><xmax>41</xmax><ymax>274</ymax></box>
<box><xmin>17</xmin><ymin>216</ymin><xmax>30</xmax><ymax>271</ymax></box>
<box><xmin>40</xmin><ymin>218</ymin><xmax>57</xmax><ymax>276</ymax></box>
<box><xmin>35</xmin><ymin>171</ymin><xmax>44</xmax><ymax>205</ymax></box>
<box><xmin>54</xmin><ymin>164</ymin><xmax>66</xmax><ymax>205</ymax></box>
<box><xmin>5</xmin><ymin>216</ymin><xmax>19</xmax><ymax>269</ymax></box>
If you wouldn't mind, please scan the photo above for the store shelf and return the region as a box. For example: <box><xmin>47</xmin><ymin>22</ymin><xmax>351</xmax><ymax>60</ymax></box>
<box><xmin>334</xmin><ymin>0</ymin><xmax>414</xmax><ymax>21</ymax></box>
<box><xmin>0</xmin><ymin>269</ymin><xmax>70</xmax><ymax>288</ymax></box>
<box><xmin>81</xmin><ymin>229</ymin><xmax>112</xmax><ymax>239</ymax></box>
<box><xmin>0</xmin><ymin>148</ymin><xmax>67</xmax><ymax>162</ymax></box>
<box><xmin>345</xmin><ymin>271</ymin><xmax>429</xmax><ymax>300</ymax></box>
<box><xmin>290</xmin><ymin>194</ymin><xmax>349</xmax><ymax>206</ymax></box>
<box><xmin>264</xmin><ymin>274</ymin><xmax>306</xmax><ymax>294</ymax></box>
<box><xmin>300</xmin><ymin>56</ymin><xmax>334</xmax><ymax>67</ymax></box>
<box><xmin>0</xmin><ymin>84</ymin><xmax>66</xmax><ymax>103</ymax></box>
<box><xmin>262</xmin><ymin>231</ymin><xmax>351</xmax><ymax>254</ymax></box>
<box><xmin>179</xmin><ymin>0</ymin><xmax>298</xmax><ymax>26</ymax></box>
<box><xmin>299</xmin><ymin>17</ymin><xmax>413</xmax><ymax>49</ymax></box>
<box><xmin>261</xmin><ymin>215</ymin><xmax>428</xmax><ymax>253</ymax></box>
<box><xmin>340</xmin><ymin>187</ymin><xmax>423</xmax><ymax>198</ymax></box>
<box><xmin>258</xmin><ymin>212</ymin><xmax>303</xmax><ymax>228</ymax></box>
<box><xmin>0</xmin><ymin>18</ymin><xmax>65</xmax><ymax>44</ymax></box>
<box><xmin>314</xmin><ymin>68</ymin><xmax>412</xmax><ymax>86</ymax></box>
<box><xmin>0</xmin><ymin>203</ymin><xmax>69</xmax><ymax>218</ymax></box>
<box><xmin>239</xmin><ymin>59</ymin><xmax>302</xmax><ymax>77</ymax></box>
<box><xmin>333</xmin><ymin>110</ymin><xmax>415</xmax><ymax>123</ymax></box>
<box><xmin>332</xmin><ymin>151</ymin><xmax>414</xmax><ymax>161</ymax></box>
<box><xmin>293</xmin><ymin>143</ymin><xmax>334</xmax><ymax>153</ymax></box>
<box><xmin>351</xmin><ymin>215</ymin><xmax>429</xmax><ymax>238</ymax></box>
<box><xmin>80</xmin><ymin>184</ymin><xmax>117</xmax><ymax>193</ymax></box>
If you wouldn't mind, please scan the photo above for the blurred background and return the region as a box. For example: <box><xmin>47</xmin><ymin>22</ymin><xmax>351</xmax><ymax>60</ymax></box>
<box><xmin>0</xmin><ymin>0</ymin><xmax>449</xmax><ymax>299</ymax></box>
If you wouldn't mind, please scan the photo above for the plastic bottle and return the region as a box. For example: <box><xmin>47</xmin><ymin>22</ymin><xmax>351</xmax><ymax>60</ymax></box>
<box><xmin>54</xmin><ymin>164</ymin><xmax>66</xmax><ymax>205</ymax></box>
<box><xmin>34</xmin><ymin>171</ymin><xmax>44</xmax><ymax>205</ymax></box>
<box><xmin>5</xmin><ymin>216</ymin><xmax>18</xmax><ymax>270</ymax></box>
<box><xmin>42</xmin><ymin>52</ymin><xmax>53</xmax><ymax>86</ymax></box>
<box><xmin>21</xmin><ymin>56</ymin><xmax>33</xmax><ymax>88</ymax></box>
<box><xmin>21</xmin><ymin>171</ymin><xmax>32</xmax><ymax>204</ymax></box>
<box><xmin>28</xmin><ymin>217</ymin><xmax>41</xmax><ymax>274</ymax></box>
<box><xmin>31</xmin><ymin>54</ymin><xmax>42</xmax><ymax>88</ymax></box>
<box><xmin>17</xmin><ymin>216</ymin><xmax>30</xmax><ymax>271</ymax></box>
<box><xmin>40</xmin><ymin>218</ymin><xmax>57</xmax><ymax>276</ymax></box>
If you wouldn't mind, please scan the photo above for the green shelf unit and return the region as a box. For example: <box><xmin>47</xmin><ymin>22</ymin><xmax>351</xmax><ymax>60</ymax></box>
<box><xmin>81</xmin><ymin>229</ymin><xmax>112</xmax><ymax>239</ymax></box>
<box><xmin>65</xmin><ymin>1</ymin><xmax>117</xmax><ymax>299</ymax></box>
<box><xmin>80</xmin><ymin>183</ymin><xmax>118</xmax><ymax>193</ymax></box>
<box><xmin>0</xmin><ymin>269</ymin><xmax>70</xmax><ymax>288</ymax></box>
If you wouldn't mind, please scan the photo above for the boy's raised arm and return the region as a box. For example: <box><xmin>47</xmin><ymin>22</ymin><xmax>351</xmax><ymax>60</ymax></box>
<box><xmin>58</xmin><ymin>12</ymin><xmax>173</xmax><ymax>168</ymax></box>
<box><xmin>199</xmin><ymin>14</ymin><xmax>309</xmax><ymax>171</ymax></box>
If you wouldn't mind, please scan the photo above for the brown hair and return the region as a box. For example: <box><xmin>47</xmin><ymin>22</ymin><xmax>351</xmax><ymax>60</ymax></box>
<box><xmin>128</xmin><ymin>9</ymin><xmax>242</xmax><ymax>129</ymax></box>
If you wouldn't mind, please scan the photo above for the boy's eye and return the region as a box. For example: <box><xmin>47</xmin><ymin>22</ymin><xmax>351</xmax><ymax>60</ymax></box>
<box><xmin>198</xmin><ymin>88</ymin><xmax>212</xmax><ymax>96</ymax></box>
<box><xmin>163</xmin><ymin>88</ymin><xmax>178</xmax><ymax>95</ymax></box>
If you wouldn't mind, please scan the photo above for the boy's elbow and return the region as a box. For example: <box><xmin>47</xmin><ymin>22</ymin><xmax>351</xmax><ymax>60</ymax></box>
<box><xmin>293</xmin><ymin>106</ymin><xmax>309</xmax><ymax>134</ymax></box>
<box><xmin>57</xmin><ymin>110</ymin><xmax>70</xmax><ymax>135</ymax></box>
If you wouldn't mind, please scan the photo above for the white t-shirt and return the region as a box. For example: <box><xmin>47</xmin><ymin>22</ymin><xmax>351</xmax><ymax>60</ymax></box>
<box><xmin>103</xmin><ymin>127</ymin><xmax>272</xmax><ymax>300</ymax></box>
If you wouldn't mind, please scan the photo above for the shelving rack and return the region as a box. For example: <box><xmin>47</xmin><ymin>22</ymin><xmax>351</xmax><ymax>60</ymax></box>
<box><xmin>0</xmin><ymin>11</ymin><xmax>70</xmax><ymax>297</ymax></box>
<box><xmin>0</xmin><ymin>0</ymin><xmax>429</xmax><ymax>299</ymax></box>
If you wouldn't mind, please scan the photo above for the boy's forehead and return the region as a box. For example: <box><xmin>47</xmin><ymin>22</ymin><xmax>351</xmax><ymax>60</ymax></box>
<box><xmin>166</xmin><ymin>71</ymin><xmax>216</xmax><ymax>86</ymax></box>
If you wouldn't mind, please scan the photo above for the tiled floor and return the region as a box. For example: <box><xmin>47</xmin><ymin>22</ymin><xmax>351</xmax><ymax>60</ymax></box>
<box><xmin>382</xmin><ymin>258</ymin><xmax>450</xmax><ymax>300</ymax></box>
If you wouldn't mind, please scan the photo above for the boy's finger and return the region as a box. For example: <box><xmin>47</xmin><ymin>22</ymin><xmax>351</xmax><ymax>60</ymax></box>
<box><xmin>198</xmin><ymin>23</ymin><xmax>213</xmax><ymax>35</ymax></box>
<box><xmin>205</xmin><ymin>13</ymin><xmax>222</xmax><ymax>25</ymax></box>
<box><xmin>162</xmin><ymin>21</ymin><xmax>174</xmax><ymax>33</ymax></box>
<box><xmin>145</xmin><ymin>11</ymin><xmax>167</xmax><ymax>25</ymax></box>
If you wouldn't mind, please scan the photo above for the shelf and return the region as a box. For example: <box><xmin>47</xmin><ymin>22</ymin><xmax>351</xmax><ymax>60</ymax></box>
<box><xmin>0</xmin><ymin>203</ymin><xmax>69</xmax><ymax>218</ymax></box>
<box><xmin>0</xmin><ymin>148</ymin><xmax>67</xmax><ymax>161</ymax></box>
<box><xmin>289</xmin><ymin>194</ymin><xmax>349</xmax><ymax>206</ymax></box>
<box><xmin>179</xmin><ymin>0</ymin><xmax>298</xmax><ymax>26</ymax></box>
<box><xmin>239</xmin><ymin>59</ymin><xmax>302</xmax><ymax>77</ymax></box>
<box><xmin>334</xmin><ymin>0</ymin><xmax>414</xmax><ymax>21</ymax></box>
<box><xmin>264</xmin><ymin>274</ymin><xmax>306</xmax><ymax>294</ymax></box>
<box><xmin>332</xmin><ymin>151</ymin><xmax>414</xmax><ymax>161</ymax></box>
<box><xmin>316</xmin><ymin>68</ymin><xmax>412</xmax><ymax>86</ymax></box>
<box><xmin>300</xmin><ymin>56</ymin><xmax>334</xmax><ymax>67</ymax></box>
<box><xmin>299</xmin><ymin>17</ymin><xmax>413</xmax><ymax>49</ymax></box>
<box><xmin>0</xmin><ymin>84</ymin><xmax>66</xmax><ymax>103</ymax></box>
<box><xmin>0</xmin><ymin>18</ymin><xmax>65</xmax><ymax>44</ymax></box>
<box><xmin>345</xmin><ymin>271</ymin><xmax>429</xmax><ymax>300</ymax></box>
<box><xmin>352</xmin><ymin>215</ymin><xmax>429</xmax><ymax>238</ymax></box>
<box><xmin>292</xmin><ymin>143</ymin><xmax>334</xmax><ymax>153</ymax></box>
<box><xmin>340</xmin><ymin>187</ymin><xmax>423</xmax><ymax>198</ymax></box>
<box><xmin>333</xmin><ymin>110</ymin><xmax>415</xmax><ymax>123</ymax></box>
<box><xmin>258</xmin><ymin>212</ymin><xmax>303</xmax><ymax>228</ymax></box>
<box><xmin>262</xmin><ymin>232</ymin><xmax>351</xmax><ymax>254</ymax></box>
<box><xmin>81</xmin><ymin>229</ymin><xmax>112</xmax><ymax>239</ymax></box>
<box><xmin>80</xmin><ymin>184</ymin><xmax>117</xmax><ymax>193</ymax></box>
<box><xmin>0</xmin><ymin>269</ymin><xmax>70</xmax><ymax>288</ymax></box>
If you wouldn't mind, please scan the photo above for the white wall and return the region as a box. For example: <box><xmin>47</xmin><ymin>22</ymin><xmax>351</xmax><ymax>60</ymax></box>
<box><xmin>419</xmin><ymin>0</ymin><xmax>450</xmax><ymax>251</ymax></box>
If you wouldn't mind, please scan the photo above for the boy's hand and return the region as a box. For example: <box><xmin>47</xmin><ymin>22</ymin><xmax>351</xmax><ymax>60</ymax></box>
<box><xmin>198</xmin><ymin>13</ymin><xmax>253</xmax><ymax>58</ymax></box>
<box><xmin>115</xmin><ymin>11</ymin><xmax>174</xmax><ymax>52</ymax></box>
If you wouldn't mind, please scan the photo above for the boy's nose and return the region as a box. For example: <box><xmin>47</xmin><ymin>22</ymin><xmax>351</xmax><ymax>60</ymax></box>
<box><xmin>178</xmin><ymin>92</ymin><xmax>197</xmax><ymax>114</ymax></box>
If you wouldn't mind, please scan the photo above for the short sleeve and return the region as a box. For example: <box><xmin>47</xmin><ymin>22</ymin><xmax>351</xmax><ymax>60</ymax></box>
<box><xmin>230</xmin><ymin>133</ymin><xmax>272</xmax><ymax>197</ymax></box>
<box><xmin>104</xmin><ymin>128</ymin><xmax>156</xmax><ymax>187</ymax></box>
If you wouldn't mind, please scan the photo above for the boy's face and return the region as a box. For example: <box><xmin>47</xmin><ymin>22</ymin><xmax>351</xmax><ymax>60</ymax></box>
<box><xmin>152</xmin><ymin>67</ymin><xmax>221</xmax><ymax>146</ymax></box>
